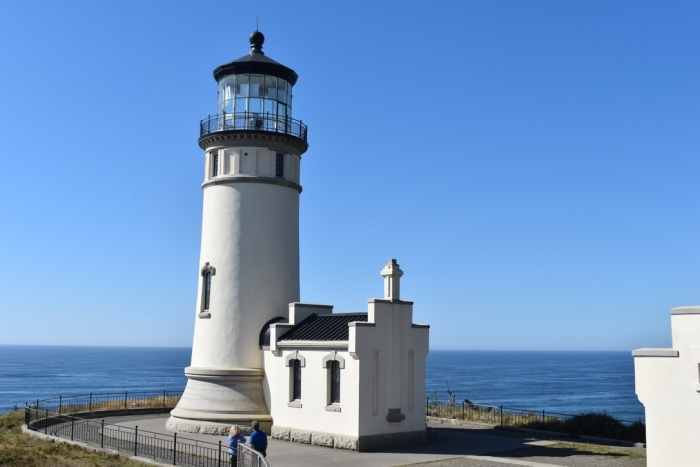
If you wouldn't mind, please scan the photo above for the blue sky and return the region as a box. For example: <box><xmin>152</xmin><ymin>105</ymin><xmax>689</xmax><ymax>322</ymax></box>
<box><xmin>0</xmin><ymin>1</ymin><xmax>697</xmax><ymax>350</ymax></box>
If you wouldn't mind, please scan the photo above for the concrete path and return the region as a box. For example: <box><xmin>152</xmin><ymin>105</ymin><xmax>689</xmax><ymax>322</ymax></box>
<box><xmin>111</xmin><ymin>415</ymin><xmax>645</xmax><ymax>467</ymax></box>
<box><xmin>112</xmin><ymin>415</ymin><xmax>563</xmax><ymax>467</ymax></box>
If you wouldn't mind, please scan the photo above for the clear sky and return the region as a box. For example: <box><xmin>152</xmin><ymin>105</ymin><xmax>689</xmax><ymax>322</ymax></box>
<box><xmin>0</xmin><ymin>1</ymin><xmax>697</xmax><ymax>350</ymax></box>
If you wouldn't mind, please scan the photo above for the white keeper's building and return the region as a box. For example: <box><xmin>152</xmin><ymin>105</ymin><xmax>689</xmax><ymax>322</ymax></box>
<box><xmin>633</xmin><ymin>307</ymin><xmax>700</xmax><ymax>466</ymax></box>
<box><xmin>166</xmin><ymin>31</ymin><xmax>430</xmax><ymax>451</ymax></box>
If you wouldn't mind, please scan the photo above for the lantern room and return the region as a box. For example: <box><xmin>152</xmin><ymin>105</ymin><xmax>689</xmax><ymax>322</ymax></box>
<box><xmin>199</xmin><ymin>31</ymin><xmax>307</xmax><ymax>142</ymax></box>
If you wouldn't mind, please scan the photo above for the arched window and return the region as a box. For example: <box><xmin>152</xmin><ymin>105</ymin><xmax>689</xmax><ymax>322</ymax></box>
<box><xmin>322</xmin><ymin>351</ymin><xmax>343</xmax><ymax>410</ymax></box>
<box><xmin>285</xmin><ymin>351</ymin><xmax>305</xmax><ymax>407</ymax></box>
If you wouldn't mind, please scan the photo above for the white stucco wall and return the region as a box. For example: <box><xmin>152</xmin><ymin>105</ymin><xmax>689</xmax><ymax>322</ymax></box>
<box><xmin>190</xmin><ymin>145</ymin><xmax>301</xmax><ymax>370</ymax></box>
<box><xmin>204</xmin><ymin>146</ymin><xmax>300</xmax><ymax>183</ymax></box>
<box><xmin>634</xmin><ymin>306</ymin><xmax>700</xmax><ymax>467</ymax></box>
<box><xmin>351</xmin><ymin>299</ymin><xmax>429</xmax><ymax>436</ymax></box>
<box><xmin>264</xmin><ymin>347</ymin><xmax>360</xmax><ymax>437</ymax></box>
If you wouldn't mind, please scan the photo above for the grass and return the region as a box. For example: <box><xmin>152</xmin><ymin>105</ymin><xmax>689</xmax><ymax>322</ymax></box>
<box><xmin>0</xmin><ymin>410</ymin><xmax>144</xmax><ymax>467</ymax></box>
<box><xmin>427</xmin><ymin>397</ymin><xmax>645</xmax><ymax>442</ymax></box>
<box><xmin>542</xmin><ymin>441</ymin><xmax>646</xmax><ymax>459</ymax></box>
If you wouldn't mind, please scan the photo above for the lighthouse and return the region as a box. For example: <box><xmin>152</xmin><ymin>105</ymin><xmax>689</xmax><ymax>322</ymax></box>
<box><xmin>168</xmin><ymin>31</ymin><xmax>308</xmax><ymax>434</ymax></box>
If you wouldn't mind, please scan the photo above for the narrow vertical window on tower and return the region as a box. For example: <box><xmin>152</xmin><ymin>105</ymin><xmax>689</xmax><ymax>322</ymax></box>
<box><xmin>211</xmin><ymin>152</ymin><xmax>219</xmax><ymax>177</ymax></box>
<box><xmin>330</xmin><ymin>360</ymin><xmax>340</xmax><ymax>404</ymax></box>
<box><xmin>292</xmin><ymin>359</ymin><xmax>302</xmax><ymax>400</ymax></box>
<box><xmin>275</xmin><ymin>153</ymin><xmax>284</xmax><ymax>178</ymax></box>
<box><xmin>203</xmin><ymin>272</ymin><xmax>212</xmax><ymax>309</ymax></box>
<box><xmin>199</xmin><ymin>263</ymin><xmax>216</xmax><ymax>318</ymax></box>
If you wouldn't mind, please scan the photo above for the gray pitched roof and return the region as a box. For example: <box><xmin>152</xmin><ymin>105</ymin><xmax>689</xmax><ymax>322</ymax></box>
<box><xmin>278</xmin><ymin>313</ymin><xmax>368</xmax><ymax>342</ymax></box>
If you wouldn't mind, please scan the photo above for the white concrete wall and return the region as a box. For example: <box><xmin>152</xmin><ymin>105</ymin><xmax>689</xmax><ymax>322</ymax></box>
<box><xmin>634</xmin><ymin>306</ymin><xmax>700</xmax><ymax>467</ymax></box>
<box><xmin>203</xmin><ymin>146</ymin><xmax>300</xmax><ymax>183</ymax></box>
<box><xmin>351</xmin><ymin>299</ymin><xmax>429</xmax><ymax>436</ymax></box>
<box><xmin>264</xmin><ymin>347</ymin><xmax>360</xmax><ymax>437</ymax></box>
<box><xmin>190</xmin><ymin>147</ymin><xmax>300</xmax><ymax>370</ymax></box>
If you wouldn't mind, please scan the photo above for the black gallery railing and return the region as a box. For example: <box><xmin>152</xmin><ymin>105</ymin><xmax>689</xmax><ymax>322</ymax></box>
<box><xmin>25</xmin><ymin>390</ymin><xmax>269</xmax><ymax>467</ymax></box>
<box><xmin>426</xmin><ymin>398</ymin><xmax>646</xmax><ymax>443</ymax></box>
<box><xmin>200</xmin><ymin>112</ymin><xmax>308</xmax><ymax>142</ymax></box>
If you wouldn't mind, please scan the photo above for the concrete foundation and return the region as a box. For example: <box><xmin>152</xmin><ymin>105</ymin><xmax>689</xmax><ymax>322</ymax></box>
<box><xmin>168</xmin><ymin>367</ymin><xmax>272</xmax><ymax>435</ymax></box>
<box><xmin>271</xmin><ymin>425</ymin><xmax>427</xmax><ymax>451</ymax></box>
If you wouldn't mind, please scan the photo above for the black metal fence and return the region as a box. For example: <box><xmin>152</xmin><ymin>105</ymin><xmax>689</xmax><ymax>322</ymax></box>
<box><xmin>28</xmin><ymin>390</ymin><xmax>183</xmax><ymax>414</ymax></box>
<box><xmin>426</xmin><ymin>398</ymin><xmax>645</xmax><ymax>443</ymax></box>
<box><xmin>26</xmin><ymin>407</ymin><xmax>227</xmax><ymax>466</ymax></box>
<box><xmin>23</xmin><ymin>390</ymin><xmax>268</xmax><ymax>466</ymax></box>
<box><xmin>200</xmin><ymin>112</ymin><xmax>308</xmax><ymax>141</ymax></box>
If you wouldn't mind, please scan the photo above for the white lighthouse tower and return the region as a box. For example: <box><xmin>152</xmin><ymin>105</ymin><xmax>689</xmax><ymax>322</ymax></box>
<box><xmin>168</xmin><ymin>31</ymin><xmax>308</xmax><ymax>434</ymax></box>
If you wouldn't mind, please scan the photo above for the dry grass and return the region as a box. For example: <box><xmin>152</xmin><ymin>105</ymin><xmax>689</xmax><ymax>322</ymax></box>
<box><xmin>56</xmin><ymin>395</ymin><xmax>180</xmax><ymax>414</ymax></box>
<box><xmin>427</xmin><ymin>404</ymin><xmax>645</xmax><ymax>442</ymax></box>
<box><xmin>0</xmin><ymin>410</ymin><xmax>144</xmax><ymax>467</ymax></box>
<box><xmin>542</xmin><ymin>441</ymin><xmax>646</xmax><ymax>459</ymax></box>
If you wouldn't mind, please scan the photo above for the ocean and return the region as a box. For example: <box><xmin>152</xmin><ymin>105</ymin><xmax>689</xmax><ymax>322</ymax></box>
<box><xmin>0</xmin><ymin>346</ymin><xmax>644</xmax><ymax>422</ymax></box>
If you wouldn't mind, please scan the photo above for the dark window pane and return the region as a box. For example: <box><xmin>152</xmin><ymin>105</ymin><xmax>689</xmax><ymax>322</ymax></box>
<box><xmin>203</xmin><ymin>272</ymin><xmax>212</xmax><ymax>310</ymax></box>
<box><xmin>293</xmin><ymin>359</ymin><xmax>302</xmax><ymax>400</ymax></box>
<box><xmin>330</xmin><ymin>361</ymin><xmax>340</xmax><ymax>403</ymax></box>
<box><xmin>275</xmin><ymin>154</ymin><xmax>284</xmax><ymax>178</ymax></box>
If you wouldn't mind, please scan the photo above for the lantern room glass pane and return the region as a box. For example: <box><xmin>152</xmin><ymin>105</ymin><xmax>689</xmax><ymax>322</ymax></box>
<box><xmin>249</xmin><ymin>75</ymin><xmax>264</xmax><ymax>97</ymax></box>
<box><xmin>248</xmin><ymin>98</ymin><xmax>262</xmax><ymax>114</ymax></box>
<box><xmin>235</xmin><ymin>97</ymin><xmax>247</xmax><ymax>113</ymax></box>
<box><xmin>264</xmin><ymin>76</ymin><xmax>277</xmax><ymax>100</ymax></box>
<box><xmin>216</xmin><ymin>74</ymin><xmax>293</xmax><ymax>122</ymax></box>
<box><xmin>263</xmin><ymin>99</ymin><xmax>276</xmax><ymax>116</ymax></box>
<box><xmin>277</xmin><ymin>80</ymin><xmax>288</xmax><ymax>106</ymax></box>
<box><xmin>236</xmin><ymin>75</ymin><xmax>249</xmax><ymax>97</ymax></box>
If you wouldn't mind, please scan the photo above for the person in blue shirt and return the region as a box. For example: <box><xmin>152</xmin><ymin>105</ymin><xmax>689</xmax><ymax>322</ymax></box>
<box><xmin>228</xmin><ymin>425</ymin><xmax>246</xmax><ymax>466</ymax></box>
<box><xmin>248</xmin><ymin>420</ymin><xmax>268</xmax><ymax>457</ymax></box>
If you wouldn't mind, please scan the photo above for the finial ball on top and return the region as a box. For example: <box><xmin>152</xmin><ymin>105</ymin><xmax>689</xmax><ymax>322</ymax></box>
<box><xmin>249</xmin><ymin>31</ymin><xmax>265</xmax><ymax>52</ymax></box>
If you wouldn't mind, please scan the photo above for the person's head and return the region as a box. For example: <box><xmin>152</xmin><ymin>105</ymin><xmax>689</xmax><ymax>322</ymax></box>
<box><xmin>229</xmin><ymin>425</ymin><xmax>239</xmax><ymax>436</ymax></box>
<box><xmin>252</xmin><ymin>420</ymin><xmax>259</xmax><ymax>431</ymax></box>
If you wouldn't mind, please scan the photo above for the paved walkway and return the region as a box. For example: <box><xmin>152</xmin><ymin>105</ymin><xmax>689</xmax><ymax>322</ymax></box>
<box><xmin>110</xmin><ymin>415</ymin><xmax>646</xmax><ymax>467</ymax></box>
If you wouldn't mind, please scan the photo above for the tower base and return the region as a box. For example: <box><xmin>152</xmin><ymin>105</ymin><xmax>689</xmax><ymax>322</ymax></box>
<box><xmin>167</xmin><ymin>367</ymin><xmax>272</xmax><ymax>435</ymax></box>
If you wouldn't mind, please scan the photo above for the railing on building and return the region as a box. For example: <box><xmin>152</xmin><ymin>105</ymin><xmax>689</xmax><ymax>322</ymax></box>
<box><xmin>24</xmin><ymin>390</ymin><xmax>270</xmax><ymax>467</ymax></box>
<box><xmin>200</xmin><ymin>112</ymin><xmax>308</xmax><ymax>142</ymax></box>
<box><xmin>426</xmin><ymin>398</ymin><xmax>646</xmax><ymax>443</ymax></box>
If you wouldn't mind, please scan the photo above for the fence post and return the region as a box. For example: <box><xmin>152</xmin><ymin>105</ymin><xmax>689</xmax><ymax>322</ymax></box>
<box><xmin>218</xmin><ymin>440</ymin><xmax>222</xmax><ymax>467</ymax></box>
<box><xmin>71</xmin><ymin>416</ymin><xmax>74</xmax><ymax>441</ymax></box>
<box><xmin>462</xmin><ymin>400</ymin><xmax>465</xmax><ymax>420</ymax></box>
<box><xmin>36</xmin><ymin>399</ymin><xmax>39</xmax><ymax>411</ymax></box>
<box><xmin>88</xmin><ymin>393</ymin><xmax>92</xmax><ymax>411</ymax></box>
<box><xmin>44</xmin><ymin>410</ymin><xmax>48</xmax><ymax>434</ymax></box>
<box><xmin>58</xmin><ymin>395</ymin><xmax>62</xmax><ymax>414</ymax></box>
<box><xmin>133</xmin><ymin>426</ymin><xmax>138</xmax><ymax>456</ymax></box>
<box><xmin>163</xmin><ymin>390</ymin><xmax>166</xmax><ymax>407</ymax></box>
<box><xmin>500</xmin><ymin>406</ymin><xmax>503</xmax><ymax>426</ymax></box>
<box><xmin>173</xmin><ymin>432</ymin><xmax>177</xmax><ymax>465</ymax></box>
<box><xmin>125</xmin><ymin>391</ymin><xmax>128</xmax><ymax>409</ymax></box>
<box><xmin>101</xmin><ymin>420</ymin><xmax>104</xmax><ymax>448</ymax></box>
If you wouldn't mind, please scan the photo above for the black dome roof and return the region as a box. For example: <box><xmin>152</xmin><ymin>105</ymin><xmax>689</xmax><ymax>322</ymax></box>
<box><xmin>213</xmin><ymin>31</ymin><xmax>298</xmax><ymax>85</ymax></box>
